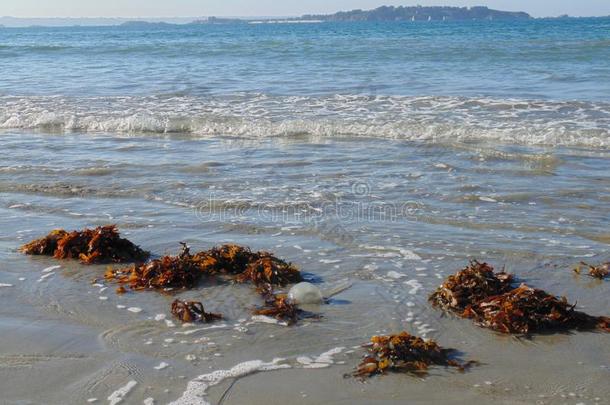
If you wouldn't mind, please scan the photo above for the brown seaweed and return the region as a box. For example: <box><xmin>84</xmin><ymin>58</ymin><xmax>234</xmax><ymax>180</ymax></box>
<box><xmin>105</xmin><ymin>241</ymin><xmax>304</xmax><ymax>288</ymax></box>
<box><xmin>354</xmin><ymin>331</ymin><xmax>475</xmax><ymax>378</ymax></box>
<box><xmin>253</xmin><ymin>283</ymin><xmax>316</xmax><ymax>325</ymax></box>
<box><xmin>107</xmin><ymin>242</ymin><xmax>302</xmax><ymax>289</ymax></box>
<box><xmin>20</xmin><ymin>229</ymin><xmax>68</xmax><ymax>255</ymax></box>
<box><xmin>105</xmin><ymin>242</ymin><xmax>312</xmax><ymax>324</ymax></box>
<box><xmin>193</xmin><ymin>246</ymin><xmax>308</xmax><ymax>324</ymax></box>
<box><xmin>463</xmin><ymin>284</ymin><xmax>610</xmax><ymax>334</ymax></box>
<box><xmin>190</xmin><ymin>251</ymin><xmax>221</xmax><ymax>274</ymax></box>
<box><xmin>171</xmin><ymin>299</ymin><xmax>222</xmax><ymax>323</ymax></box>
<box><xmin>431</xmin><ymin>261</ymin><xmax>610</xmax><ymax>335</ymax></box>
<box><xmin>191</xmin><ymin>244</ymin><xmax>303</xmax><ymax>287</ymax></box>
<box><xmin>21</xmin><ymin>225</ymin><xmax>149</xmax><ymax>264</ymax></box>
<box><xmin>574</xmin><ymin>262</ymin><xmax>609</xmax><ymax>280</ymax></box>
<box><xmin>204</xmin><ymin>244</ymin><xmax>260</xmax><ymax>274</ymax></box>
<box><xmin>429</xmin><ymin>260</ymin><xmax>513</xmax><ymax>312</ymax></box>
<box><xmin>106</xmin><ymin>243</ymin><xmax>206</xmax><ymax>290</ymax></box>
<box><xmin>236</xmin><ymin>253</ymin><xmax>303</xmax><ymax>286</ymax></box>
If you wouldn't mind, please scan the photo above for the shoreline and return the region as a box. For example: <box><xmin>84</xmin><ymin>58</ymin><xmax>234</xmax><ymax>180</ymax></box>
<box><xmin>1</xmin><ymin>132</ymin><xmax>609</xmax><ymax>404</ymax></box>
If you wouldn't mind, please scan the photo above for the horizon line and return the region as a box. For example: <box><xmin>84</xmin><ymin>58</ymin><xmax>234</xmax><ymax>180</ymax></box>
<box><xmin>2</xmin><ymin>4</ymin><xmax>610</xmax><ymax>20</ymax></box>
<box><xmin>3</xmin><ymin>15</ymin><xmax>609</xmax><ymax>21</ymax></box>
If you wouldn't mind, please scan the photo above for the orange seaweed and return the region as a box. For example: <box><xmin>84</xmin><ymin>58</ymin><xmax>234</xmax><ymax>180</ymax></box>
<box><xmin>429</xmin><ymin>260</ymin><xmax>513</xmax><ymax>312</ymax></box>
<box><xmin>20</xmin><ymin>229</ymin><xmax>68</xmax><ymax>256</ymax></box>
<box><xmin>106</xmin><ymin>243</ymin><xmax>207</xmax><ymax>290</ymax></box>
<box><xmin>253</xmin><ymin>283</ymin><xmax>317</xmax><ymax>325</ymax></box>
<box><xmin>354</xmin><ymin>331</ymin><xmax>475</xmax><ymax>378</ymax></box>
<box><xmin>573</xmin><ymin>262</ymin><xmax>609</xmax><ymax>280</ymax></box>
<box><xmin>431</xmin><ymin>261</ymin><xmax>610</xmax><ymax>335</ymax></box>
<box><xmin>463</xmin><ymin>284</ymin><xmax>610</xmax><ymax>334</ymax></box>
<box><xmin>171</xmin><ymin>299</ymin><xmax>222</xmax><ymax>323</ymax></box>
<box><xmin>236</xmin><ymin>253</ymin><xmax>302</xmax><ymax>286</ymax></box>
<box><xmin>21</xmin><ymin>225</ymin><xmax>149</xmax><ymax>264</ymax></box>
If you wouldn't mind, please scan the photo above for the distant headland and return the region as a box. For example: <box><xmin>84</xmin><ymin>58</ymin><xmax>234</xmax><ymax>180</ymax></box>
<box><xmin>190</xmin><ymin>6</ymin><xmax>532</xmax><ymax>24</ymax></box>
<box><xmin>300</xmin><ymin>6</ymin><xmax>531</xmax><ymax>22</ymax></box>
<box><xmin>1</xmin><ymin>5</ymin><xmax>607</xmax><ymax>28</ymax></box>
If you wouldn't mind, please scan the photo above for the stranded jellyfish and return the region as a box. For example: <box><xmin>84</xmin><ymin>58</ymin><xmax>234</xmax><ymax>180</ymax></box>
<box><xmin>288</xmin><ymin>282</ymin><xmax>324</xmax><ymax>305</ymax></box>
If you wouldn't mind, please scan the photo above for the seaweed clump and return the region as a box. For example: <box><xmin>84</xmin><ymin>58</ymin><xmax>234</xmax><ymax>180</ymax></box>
<box><xmin>106</xmin><ymin>243</ymin><xmax>206</xmax><ymax>290</ymax></box>
<box><xmin>431</xmin><ymin>261</ymin><xmax>610</xmax><ymax>335</ymax></box>
<box><xmin>191</xmin><ymin>244</ymin><xmax>302</xmax><ymax>286</ymax></box>
<box><xmin>354</xmin><ymin>331</ymin><xmax>475</xmax><ymax>378</ymax></box>
<box><xmin>21</xmin><ymin>226</ymin><xmax>149</xmax><ymax>264</ymax></box>
<box><xmin>171</xmin><ymin>299</ymin><xmax>222</xmax><ymax>323</ymax></box>
<box><xmin>236</xmin><ymin>254</ymin><xmax>303</xmax><ymax>286</ymax></box>
<box><xmin>192</xmin><ymin>245</ymin><xmax>309</xmax><ymax>323</ymax></box>
<box><xmin>253</xmin><ymin>283</ymin><xmax>316</xmax><ymax>325</ymax></box>
<box><xmin>20</xmin><ymin>229</ymin><xmax>68</xmax><ymax>256</ymax></box>
<box><xmin>107</xmin><ymin>243</ymin><xmax>302</xmax><ymax>290</ymax></box>
<box><xmin>105</xmin><ymin>242</ymin><xmax>312</xmax><ymax>324</ymax></box>
<box><xmin>463</xmin><ymin>284</ymin><xmax>610</xmax><ymax>334</ymax></box>
<box><xmin>203</xmin><ymin>244</ymin><xmax>259</xmax><ymax>274</ymax></box>
<box><xmin>429</xmin><ymin>260</ymin><xmax>513</xmax><ymax>312</ymax></box>
<box><xmin>574</xmin><ymin>262</ymin><xmax>609</xmax><ymax>280</ymax></box>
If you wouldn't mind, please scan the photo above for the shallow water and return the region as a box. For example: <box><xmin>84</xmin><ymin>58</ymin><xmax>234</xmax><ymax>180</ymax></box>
<box><xmin>0</xmin><ymin>132</ymin><xmax>609</xmax><ymax>404</ymax></box>
<box><xmin>1</xmin><ymin>18</ymin><xmax>609</xmax><ymax>405</ymax></box>
<box><xmin>2</xmin><ymin>19</ymin><xmax>610</xmax><ymax>100</ymax></box>
<box><xmin>2</xmin><ymin>19</ymin><xmax>610</xmax><ymax>147</ymax></box>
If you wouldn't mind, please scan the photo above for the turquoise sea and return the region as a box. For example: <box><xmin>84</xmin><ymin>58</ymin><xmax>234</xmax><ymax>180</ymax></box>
<box><xmin>1</xmin><ymin>18</ymin><xmax>610</xmax><ymax>145</ymax></box>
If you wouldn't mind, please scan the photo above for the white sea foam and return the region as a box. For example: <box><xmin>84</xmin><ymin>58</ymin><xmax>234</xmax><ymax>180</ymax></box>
<box><xmin>168</xmin><ymin>358</ymin><xmax>290</xmax><ymax>405</ymax></box>
<box><xmin>386</xmin><ymin>270</ymin><xmax>407</xmax><ymax>279</ymax></box>
<box><xmin>250</xmin><ymin>315</ymin><xmax>288</xmax><ymax>326</ymax></box>
<box><xmin>360</xmin><ymin>244</ymin><xmax>422</xmax><ymax>261</ymax></box>
<box><xmin>174</xmin><ymin>324</ymin><xmax>229</xmax><ymax>335</ymax></box>
<box><xmin>404</xmin><ymin>279</ymin><xmax>423</xmax><ymax>295</ymax></box>
<box><xmin>108</xmin><ymin>380</ymin><xmax>137</xmax><ymax>405</ymax></box>
<box><xmin>172</xmin><ymin>347</ymin><xmax>346</xmax><ymax>404</ymax></box>
<box><xmin>297</xmin><ymin>347</ymin><xmax>346</xmax><ymax>369</ymax></box>
<box><xmin>37</xmin><ymin>272</ymin><xmax>54</xmax><ymax>282</ymax></box>
<box><xmin>42</xmin><ymin>265</ymin><xmax>61</xmax><ymax>273</ymax></box>
<box><xmin>1</xmin><ymin>95</ymin><xmax>609</xmax><ymax>148</ymax></box>
<box><xmin>154</xmin><ymin>362</ymin><xmax>169</xmax><ymax>370</ymax></box>
<box><xmin>319</xmin><ymin>259</ymin><xmax>342</xmax><ymax>264</ymax></box>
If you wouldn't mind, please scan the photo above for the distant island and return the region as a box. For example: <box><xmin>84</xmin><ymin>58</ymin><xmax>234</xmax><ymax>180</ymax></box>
<box><xmin>120</xmin><ymin>21</ymin><xmax>175</xmax><ymax>28</ymax></box>
<box><xmin>299</xmin><ymin>6</ymin><xmax>531</xmax><ymax>22</ymax></box>
<box><xmin>4</xmin><ymin>5</ymin><xmax>609</xmax><ymax>28</ymax></box>
<box><xmin>188</xmin><ymin>6</ymin><xmax>532</xmax><ymax>24</ymax></box>
<box><xmin>120</xmin><ymin>17</ymin><xmax>249</xmax><ymax>27</ymax></box>
<box><xmin>190</xmin><ymin>17</ymin><xmax>247</xmax><ymax>25</ymax></box>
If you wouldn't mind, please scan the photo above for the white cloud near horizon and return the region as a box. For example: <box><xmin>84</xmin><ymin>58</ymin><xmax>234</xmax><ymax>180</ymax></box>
<box><xmin>1</xmin><ymin>0</ymin><xmax>609</xmax><ymax>18</ymax></box>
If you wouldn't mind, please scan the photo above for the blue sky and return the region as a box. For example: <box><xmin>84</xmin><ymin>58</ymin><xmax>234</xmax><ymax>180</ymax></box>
<box><xmin>2</xmin><ymin>1</ymin><xmax>609</xmax><ymax>18</ymax></box>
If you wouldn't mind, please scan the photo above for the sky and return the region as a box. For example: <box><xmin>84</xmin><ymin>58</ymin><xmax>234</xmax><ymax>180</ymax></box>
<box><xmin>1</xmin><ymin>1</ymin><xmax>609</xmax><ymax>19</ymax></box>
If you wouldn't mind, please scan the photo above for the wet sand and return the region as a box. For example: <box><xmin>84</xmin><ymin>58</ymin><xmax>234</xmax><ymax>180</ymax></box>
<box><xmin>1</xmin><ymin>132</ymin><xmax>609</xmax><ymax>404</ymax></box>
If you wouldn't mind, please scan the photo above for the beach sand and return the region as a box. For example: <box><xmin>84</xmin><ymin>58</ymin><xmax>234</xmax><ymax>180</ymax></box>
<box><xmin>1</xmin><ymin>133</ymin><xmax>608</xmax><ymax>404</ymax></box>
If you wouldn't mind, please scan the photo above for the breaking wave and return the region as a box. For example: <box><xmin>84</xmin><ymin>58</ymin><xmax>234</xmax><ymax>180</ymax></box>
<box><xmin>1</xmin><ymin>94</ymin><xmax>609</xmax><ymax>147</ymax></box>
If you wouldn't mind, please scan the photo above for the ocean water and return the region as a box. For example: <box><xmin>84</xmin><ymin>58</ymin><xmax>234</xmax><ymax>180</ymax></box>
<box><xmin>1</xmin><ymin>18</ymin><xmax>610</xmax><ymax>146</ymax></box>
<box><xmin>1</xmin><ymin>19</ymin><xmax>609</xmax><ymax>405</ymax></box>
